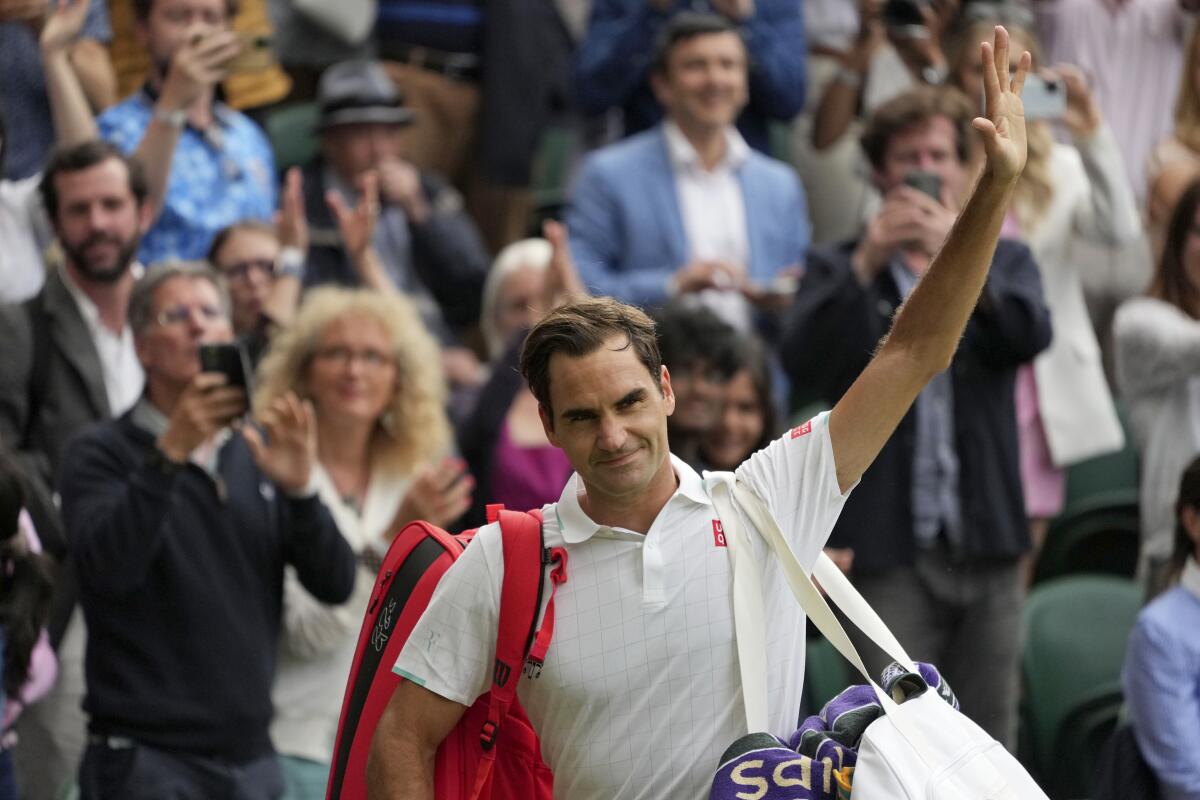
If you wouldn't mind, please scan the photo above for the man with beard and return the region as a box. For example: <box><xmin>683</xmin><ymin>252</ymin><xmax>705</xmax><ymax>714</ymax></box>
<box><xmin>97</xmin><ymin>0</ymin><xmax>275</xmax><ymax>264</ymax></box>
<box><xmin>0</xmin><ymin>138</ymin><xmax>149</xmax><ymax>797</ymax></box>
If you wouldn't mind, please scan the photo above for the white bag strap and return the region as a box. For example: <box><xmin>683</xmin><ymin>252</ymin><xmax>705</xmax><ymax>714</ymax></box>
<box><xmin>713</xmin><ymin>479</ymin><xmax>771</xmax><ymax>733</ymax></box>
<box><xmin>731</xmin><ymin>481</ymin><xmax>917</xmax><ymax>675</ymax></box>
<box><xmin>711</xmin><ymin>480</ymin><xmax>894</xmax><ymax>716</ymax></box>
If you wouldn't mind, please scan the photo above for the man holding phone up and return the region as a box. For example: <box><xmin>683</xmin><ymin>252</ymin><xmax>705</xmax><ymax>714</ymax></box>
<box><xmin>782</xmin><ymin>84</ymin><xmax>1052</xmax><ymax>748</ymax></box>
<box><xmin>97</xmin><ymin>0</ymin><xmax>277</xmax><ymax>265</ymax></box>
<box><xmin>58</xmin><ymin>262</ymin><xmax>356</xmax><ymax>799</ymax></box>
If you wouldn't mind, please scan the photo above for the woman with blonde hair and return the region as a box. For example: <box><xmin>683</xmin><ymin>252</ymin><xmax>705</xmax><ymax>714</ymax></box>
<box><xmin>255</xmin><ymin>286</ymin><xmax>471</xmax><ymax>798</ymax></box>
<box><xmin>946</xmin><ymin>19</ymin><xmax>1142</xmax><ymax>570</ymax></box>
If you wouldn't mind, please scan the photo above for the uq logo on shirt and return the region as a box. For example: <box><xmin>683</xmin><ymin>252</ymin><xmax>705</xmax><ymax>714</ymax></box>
<box><xmin>713</xmin><ymin>520</ymin><xmax>727</xmax><ymax>548</ymax></box>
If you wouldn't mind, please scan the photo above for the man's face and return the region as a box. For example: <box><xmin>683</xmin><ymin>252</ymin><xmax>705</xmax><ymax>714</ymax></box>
<box><xmin>876</xmin><ymin>116</ymin><xmax>968</xmax><ymax>202</ymax></box>
<box><xmin>136</xmin><ymin>276</ymin><xmax>233</xmax><ymax>388</ymax></box>
<box><xmin>667</xmin><ymin>359</ymin><xmax>728</xmax><ymax>435</ymax></box>
<box><xmin>211</xmin><ymin>228</ymin><xmax>279</xmax><ymax>333</ymax></box>
<box><xmin>52</xmin><ymin>157</ymin><xmax>148</xmax><ymax>284</ymax></box>
<box><xmin>651</xmin><ymin>31</ymin><xmax>748</xmax><ymax>132</ymax></box>
<box><xmin>139</xmin><ymin>0</ymin><xmax>230</xmax><ymax>75</ymax></box>
<box><xmin>540</xmin><ymin>336</ymin><xmax>676</xmax><ymax>504</ymax></box>
<box><xmin>321</xmin><ymin>122</ymin><xmax>407</xmax><ymax>187</ymax></box>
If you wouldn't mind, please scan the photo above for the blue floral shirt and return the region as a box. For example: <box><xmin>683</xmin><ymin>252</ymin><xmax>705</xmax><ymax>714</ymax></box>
<box><xmin>98</xmin><ymin>91</ymin><xmax>277</xmax><ymax>266</ymax></box>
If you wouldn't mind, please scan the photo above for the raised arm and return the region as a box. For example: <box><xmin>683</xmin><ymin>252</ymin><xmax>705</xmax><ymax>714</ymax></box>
<box><xmin>827</xmin><ymin>26</ymin><xmax>1029</xmax><ymax>492</ymax></box>
<box><xmin>40</xmin><ymin>0</ymin><xmax>99</xmax><ymax>147</ymax></box>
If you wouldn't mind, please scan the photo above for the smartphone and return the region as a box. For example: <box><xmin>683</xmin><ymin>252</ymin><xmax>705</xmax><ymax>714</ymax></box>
<box><xmin>1020</xmin><ymin>74</ymin><xmax>1067</xmax><ymax>121</ymax></box>
<box><xmin>224</xmin><ymin>33</ymin><xmax>274</xmax><ymax>75</ymax></box>
<box><xmin>883</xmin><ymin>0</ymin><xmax>927</xmax><ymax>32</ymax></box>
<box><xmin>903</xmin><ymin>170</ymin><xmax>942</xmax><ymax>202</ymax></box>
<box><xmin>199</xmin><ymin>342</ymin><xmax>254</xmax><ymax>395</ymax></box>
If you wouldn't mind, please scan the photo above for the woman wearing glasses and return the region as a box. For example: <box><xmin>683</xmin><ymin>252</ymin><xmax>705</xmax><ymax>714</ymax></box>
<box><xmin>253</xmin><ymin>286</ymin><xmax>471</xmax><ymax>798</ymax></box>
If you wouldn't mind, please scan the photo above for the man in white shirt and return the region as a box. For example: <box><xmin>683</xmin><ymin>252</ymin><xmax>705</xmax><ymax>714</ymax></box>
<box><xmin>370</xmin><ymin>26</ymin><xmax>1034</xmax><ymax>800</ymax></box>
<box><xmin>0</xmin><ymin>139</ymin><xmax>149</xmax><ymax>490</ymax></box>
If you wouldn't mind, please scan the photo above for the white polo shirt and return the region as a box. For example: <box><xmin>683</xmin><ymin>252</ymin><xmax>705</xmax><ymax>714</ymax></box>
<box><xmin>393</xmin><ymin>412</ymin><xmax>852</xmax><ymax>799</ymax></box>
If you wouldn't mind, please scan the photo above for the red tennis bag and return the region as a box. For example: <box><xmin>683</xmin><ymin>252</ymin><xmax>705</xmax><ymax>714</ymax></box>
<box><xmin>325</xmin><ymin>504</ymin><xmax>567</xmax><ymax>799</ymax></box>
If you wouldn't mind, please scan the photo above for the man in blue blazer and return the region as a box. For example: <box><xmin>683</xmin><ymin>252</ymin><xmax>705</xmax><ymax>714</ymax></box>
<box><xmin>573</xmin><ymin>0</ymin><xmax>806</xmax><ymax>153</ymax></box>
<box><xmin>567</xmin><ymin>13</ymin><xmax>810</xmax><ymax>315</ymax></box>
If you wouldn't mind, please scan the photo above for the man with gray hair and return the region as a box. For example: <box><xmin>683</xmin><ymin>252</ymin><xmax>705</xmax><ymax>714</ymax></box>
<box><xmin>58</xmin><ymin>262</ymin><xmax>356</xmax><ymax>799</ymax></box>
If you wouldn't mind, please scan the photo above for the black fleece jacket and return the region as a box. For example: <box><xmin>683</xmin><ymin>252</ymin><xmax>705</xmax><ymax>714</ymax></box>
<box><xmin>58</xmin><ymin>413</ymin><xmax>356</xmax><ymax>761</ymax></box>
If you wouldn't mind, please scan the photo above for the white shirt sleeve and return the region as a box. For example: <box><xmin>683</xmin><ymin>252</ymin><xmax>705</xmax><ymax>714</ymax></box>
<box><xmin>734</xmin><ymin>410</ymin><xmax>854</xmax><ymax>572</ymax></box>
<box><xmin>391</xmin><ymin>522</ymin><xmax>504</xmax><ymax>707</ymax></box>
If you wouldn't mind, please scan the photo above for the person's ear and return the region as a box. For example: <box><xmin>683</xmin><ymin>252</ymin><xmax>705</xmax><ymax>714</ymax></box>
<box><xmin>539</xmin><ymin>402</ymin><xmax>560</xmax><ymax>447</ymax></box>
<box><xmin>137</xmin><ymin>199</ymin><xmax>155</xmax><ymax>234</ymax></box>
<box><xmin>1183</xmin><ymin>504</ymin><xmax>1200</xmax><ymax>544</ymax></box>
<box><xmin>649</xmin><ymin>68</ymin><xmax>671</xmax><ymax>109</ymax></box>
<box><xmin>660</xmin><ymin>365</ymin><xmax>676</xmax><ymax>417</ymax></box>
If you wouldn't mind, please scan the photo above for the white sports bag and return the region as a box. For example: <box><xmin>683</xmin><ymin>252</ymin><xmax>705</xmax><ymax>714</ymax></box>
<box><xmin>708</xmin><ymin>476</ymin><xmax>1049</xmax><ymax>800</ymax></box>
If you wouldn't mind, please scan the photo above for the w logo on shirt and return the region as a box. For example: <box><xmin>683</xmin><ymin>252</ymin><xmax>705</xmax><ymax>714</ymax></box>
<box><xmin>713</xmin><ymin>520</ymin><xmax>727</xmax><ymax>548</ymax></box>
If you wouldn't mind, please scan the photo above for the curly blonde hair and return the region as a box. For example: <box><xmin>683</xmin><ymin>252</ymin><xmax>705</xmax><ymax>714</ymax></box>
<box><xmin>254</xmin><ymin>287</ymin><xmax>450</xmax><ymax>476</ymax></box>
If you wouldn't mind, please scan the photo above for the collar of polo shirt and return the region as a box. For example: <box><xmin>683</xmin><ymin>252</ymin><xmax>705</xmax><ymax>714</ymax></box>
<box><xmin>554</xmin><ymin>454</ymin><xmax>712</xmax><ymax>543</ymax></box>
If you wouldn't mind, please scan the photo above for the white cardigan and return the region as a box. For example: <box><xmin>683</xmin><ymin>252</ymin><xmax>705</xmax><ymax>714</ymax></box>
<box><xmin>1025</xmin><ymin>126</ymin><xmax>1141</xmax><ymax>466</ymax></box>
<box><xmin>1114</xmin><ymin>297</ymin><xmax>1200</xmax><ymax>564</ymax></box>
<box><xmin>270</xmin><ymin>462</ymin><xmax>411</xmax><ymax>763</ymax></box>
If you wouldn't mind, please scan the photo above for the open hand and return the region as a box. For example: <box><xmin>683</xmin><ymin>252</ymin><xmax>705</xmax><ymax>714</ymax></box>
<box><xmin>243</xmin><ymin>391</ymin><xmax>317</xmax><ymax>495</ymax></box>
<box><xmin>972</xmin><ymin>26</ymin><xmax>1030</xmax><ymax>184</ymax></box>
<box><xmin>389</xmin><ymin>457</ymin><xmax>474</xmax><ymax>532</ymax></box>
<box><xmin>39</xmin><ymin>0</ymin><xmax>87</xmax><ymax>52</ymax></box>
<box><xmin>326</xmin><ymin>171</ymin><xmax>378</xmax><ymax>264</ymax></box>
<box><xmin>275</xmin><ymin>167</ymin><xmax>309</xmax><ymax>252</ymax></box>
<box><xmin>1053</xmin><ymin>64</ymin><xmax>1102</xmax><ymax>138</ymax></box>
<box><xmin>159</xmin><ymin>29</ymin><xmax>241</xmax><ymax>112</ymax></box>
<box><xmin>540</xmin><ymin>219</ymin><xmax>587</xmax><ymax>313</ymax></box>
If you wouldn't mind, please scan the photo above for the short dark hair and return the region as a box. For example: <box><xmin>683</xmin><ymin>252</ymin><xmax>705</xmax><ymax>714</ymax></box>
<box><xmin>1151</xmin><ymin>177</ymin><xmax>1200</xmax><ymax>319</ymax></box>
<box><xmin>651</xmin><ymin>12</ymin><xmax>741</xmax><ymax>75</ymax></box>
<box><xmin>860</xmin><ymin>86</ymin><xmax>976</xmax><ymax>172</ymax></box>
<box><xmin>653</xmin><ymin>301</ymin><xmax>741</xmax><ymax>380</ymax></box>
<box><xmin>207</xmin><ymin>219</ymin><xmax>277</xmax><ymax>265</ymax></box>
<box><xmin>1168</xmin><ymin>454</ymin><xmax>1200</xmax><ymax>588</ymax></box>
<box><xmin>39</xmin><ymin>140</ymin><xmax>148</xmax><ymax>221</ymax></box>
<box><xmin>520</xmin><ymin>297</ymin><xmax>662</xmax><ymax>425</ymax></box>
<box><xmin>129</xmin><ymin>261</ymin><xmax>230</xmax><ymax>335</ymax></box>
<box><xmin>133</xmin><ymin>0</ymin><xmax>239</xmax><ymax>21</ymax></box>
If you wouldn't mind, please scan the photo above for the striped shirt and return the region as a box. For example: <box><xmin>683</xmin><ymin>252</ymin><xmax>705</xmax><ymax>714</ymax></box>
<box><xmin>1034</xmin><ymin>0</ymin><xmax>1191</xmax><ymax>204</ymax></box>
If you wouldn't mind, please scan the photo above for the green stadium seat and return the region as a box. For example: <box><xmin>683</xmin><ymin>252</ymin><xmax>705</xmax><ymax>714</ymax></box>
<box><xmin>1020</xmin><ymin>576</ymin><xmax>1141</xmax><ymax>792</ymax></box>
<box><xmin>264</xmin><ymin>102</ymin><xmax>319</xmax><ymax>175</ymax></box>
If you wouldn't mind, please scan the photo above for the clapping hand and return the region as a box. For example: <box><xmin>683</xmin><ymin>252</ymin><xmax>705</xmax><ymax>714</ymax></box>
<box><xmin>243</xmin><ymin>391</ymin><xmax>318</xmax><ymax>495</ymax></box>
<box><xmin>972</xmin><ymin>26</ymin><xmax>1029</xmax><ymax>184</ymax></box>
<box><xmin>39</xmin><ymin>0</ymin><xmax>86</xmax><ymax>52</ymax></box>
<box><xmin>540</xmin><ymin>219</ymin><xmax>587</xmax><ymax>313</ymax></box>
<box><xmin>275</xmin><ymin>167</ymin><xmax>309</xmax><ymax>252</ymax></box>
<box><xmin>326</xmin><ymin>171</ymin><xmax>379</xmax><ymax>265</ymax></box>
<box><xmin>389</xmin><ymin>456</ymin><xmax>474</xmax><ymax>532</ymax></box>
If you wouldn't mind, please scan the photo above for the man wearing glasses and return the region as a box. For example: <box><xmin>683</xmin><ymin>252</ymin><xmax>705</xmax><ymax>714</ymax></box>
<box><xmin>57</xmin><ymin>260</ymin><xmax>357</xmax><ymax>799</ymax></box>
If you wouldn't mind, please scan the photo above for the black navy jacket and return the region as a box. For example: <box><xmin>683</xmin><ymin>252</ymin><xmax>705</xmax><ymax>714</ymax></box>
<box><xmin>59</xmin><ymin>413</ymin><xmax>356</xmax><ymax>760</ymax></box>
<box><xmin>781</xmin><ymin>239</ymin><xmax>1053</xmax><ymax>573</ymax></box>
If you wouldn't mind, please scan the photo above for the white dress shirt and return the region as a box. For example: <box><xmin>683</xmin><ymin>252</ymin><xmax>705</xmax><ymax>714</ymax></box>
<box><xmin>663</xmin><ymin>121</ymin><xmax>753</xmax><ymax>330</ymax></box>
<box><xmin>60</xmin><ymin>266</ymin><xmax>144</xmax><ymax>416</ymax></box>
<box><xmin>0</xmin><ymin>176</ymin><xmax>52</xmax><ymax>303</ymax></box>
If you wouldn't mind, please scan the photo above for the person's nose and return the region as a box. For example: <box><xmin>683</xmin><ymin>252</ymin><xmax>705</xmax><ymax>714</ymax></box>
<box><xmin>596</xmin><ymin>415</ymin><xmax>628</xmax><ymax>453</ymax></box>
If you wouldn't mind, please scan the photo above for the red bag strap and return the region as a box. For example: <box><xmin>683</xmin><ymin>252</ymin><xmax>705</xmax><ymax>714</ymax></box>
<box><xmin>469</xmin><ymin>506</ymin><xmax>550</xmax><ymax>800</ymax></box>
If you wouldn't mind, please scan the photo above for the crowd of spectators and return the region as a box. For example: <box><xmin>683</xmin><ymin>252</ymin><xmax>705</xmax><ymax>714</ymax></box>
<box><xmin>1</xmin><ymin>0</ymin><xmax>1199</xmax><ymax>796</ymax></box>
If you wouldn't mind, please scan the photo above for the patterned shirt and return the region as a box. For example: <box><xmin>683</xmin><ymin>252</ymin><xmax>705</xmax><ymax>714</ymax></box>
<box><xmin>0</xmin><ymin>0</ymin><xmax>112</xmax><ymax>179</ymax></box>
<box><xmin>98</xmin><ymin>90</ymin><xmax>277</xmax><ymax>265</ymax></box>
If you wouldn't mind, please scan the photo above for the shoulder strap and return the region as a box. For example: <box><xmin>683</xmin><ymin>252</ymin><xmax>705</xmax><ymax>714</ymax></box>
<box><xmin>22</xmin><ymin>294</ymin><xmax>52</xmax><ymax>446</ymax></box>
<box><xmin>468</xmin><ymin>507</ymin><xmax>555</xmax><ymax>800</ymax></box>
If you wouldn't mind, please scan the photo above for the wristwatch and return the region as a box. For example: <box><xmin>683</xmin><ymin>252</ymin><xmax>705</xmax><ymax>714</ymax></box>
<box><xmin>922</xmin><ymin>64</ymin><xmax>949</xmax><ymax>86</ymax></box>
<box><xmin>154</xmin><ymin>107</ymin><xmax>187</xmax><ymax>129</ymax></box>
